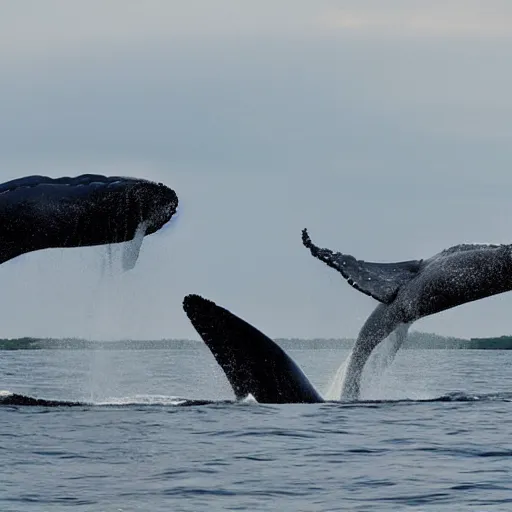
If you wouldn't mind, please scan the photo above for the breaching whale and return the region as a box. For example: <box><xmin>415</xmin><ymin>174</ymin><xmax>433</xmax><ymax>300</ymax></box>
<box><xmin>4</xmin><ymin>292</ymin><xmax>323</xmax><ymax>407</ymax></box>
<box><xmin>302</xmin><ymin>228</ymin><xmax>512</xmax><ymax>399</ymax></box>
<box><xmin>183</xmin><ymin>294</ymin><xmax>324</xmax><ymax>404</ymax></box>
<box><xmin>0</xmin><ymin>173</ymin><xmax>178</xmax><ymax>407</ymax></box>
<box><xmin>0</xmin><ymin>174</ymin><xmax>178</xmax><ymax>264</ymax></box>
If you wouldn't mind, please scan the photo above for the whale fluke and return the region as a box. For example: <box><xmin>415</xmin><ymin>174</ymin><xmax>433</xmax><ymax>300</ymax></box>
<box><xmin>183</xmin><ymin>294</ymin><xmax>323</xmax><ymax>404</ymax></box>
<box><xmin>302</xmin><ymin>228</ymin><xmax>422</xmax><ymax>304</ymax></box>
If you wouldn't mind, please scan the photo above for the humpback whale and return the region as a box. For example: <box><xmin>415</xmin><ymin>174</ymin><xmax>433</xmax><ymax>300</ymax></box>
<box><xmin>0</xmin><ymin>174</ymin><xmax>178</xmax><ymax>264</ymax></box>
<box><xmin>183</xmin><ymin>294</ymin><xmax>324</xmax><ymax>404</ymax></box>
<box><xmin>0</xmin><ymin>173</ymin><xmax>178</xmax><ymax>406</ymax></box>
<box><xmin>302</xmin><ymin>228</ymin><xmax>512</xmax><ymax>399</ymax></box>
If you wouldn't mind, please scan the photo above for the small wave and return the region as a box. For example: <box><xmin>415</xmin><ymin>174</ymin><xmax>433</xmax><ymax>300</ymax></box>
<box><xmin>3</xmin><ymin>391</ymin><xmax>512</xmax><ymax>408</ymax></box>
<box><xmin>0</xmin><ymin>393</ymin><xmax>81</xmax><ymax>407</ymax></box>
<box><xmin>339</xmin><ymin>391</ymin><xmax>512</xmax><ymax>405</ymax></box>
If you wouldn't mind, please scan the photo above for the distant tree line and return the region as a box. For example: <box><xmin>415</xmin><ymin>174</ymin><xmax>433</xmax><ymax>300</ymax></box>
<box><xmin>1</xmin><ymin>333</ymin><xmax>512</xmax><ymax>350</ymax></box>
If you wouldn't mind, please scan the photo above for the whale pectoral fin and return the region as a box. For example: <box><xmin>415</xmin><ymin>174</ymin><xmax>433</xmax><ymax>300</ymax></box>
<box><xmin>183</xmin><ymin>295</ymin><xmax>323</xmax><ymax>404</ymax></box>
<box><xmin>302</xmin><ymin>229</ymin><xmax>422</xmax><ymax>304</ymax></box>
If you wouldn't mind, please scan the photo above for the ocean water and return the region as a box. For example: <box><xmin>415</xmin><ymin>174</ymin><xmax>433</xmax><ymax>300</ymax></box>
<box><xmin>2</xmin><ymin>346</ymin><xmax>512</xmax><ymax>511</ymax></box>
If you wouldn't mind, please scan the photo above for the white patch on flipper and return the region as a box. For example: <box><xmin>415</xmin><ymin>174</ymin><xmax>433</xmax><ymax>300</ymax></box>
<box><xmin>122</xmin><ymin>221</ymin><xmax>147</xmax><ymax>271</ymax></box>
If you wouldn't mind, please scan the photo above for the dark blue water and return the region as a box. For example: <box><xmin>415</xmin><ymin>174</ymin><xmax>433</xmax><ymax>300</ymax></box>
<box><xmin>2</xmin><ymin>346</ymin><xmax>512</xmax><ymax>511</ymax></box>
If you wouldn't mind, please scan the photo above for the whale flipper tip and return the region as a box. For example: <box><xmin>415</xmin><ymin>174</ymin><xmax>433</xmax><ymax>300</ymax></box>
<box><xmin>301</xmin><ymin>228</ymin><xmax>312</xmax><ymax>248</ymax></box>
<box><xmin>183</xmin><ymin>294</ymin><xmax>201</xmax><ymax>307</ymax></box>
<box><xmin>301</xmin><ymin>232</ymin><xmax>422</xmax><ymax>304</ymax></box>
<box><xmin>183</xmin><ymin>294</ymin><xmax>214</xmax><ymax>312</ymax></box>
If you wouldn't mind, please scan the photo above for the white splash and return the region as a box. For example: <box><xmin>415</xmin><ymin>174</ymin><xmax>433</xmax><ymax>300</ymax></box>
<box><xmin>324</xmin><ymin>343</ymin><xmax>397</xmax><ymax>401</ymax></box>
<box><xmin>0</xmin><ymin>390</ymin><xmax>12</xmax><ymax>397</ymax></box>
<box><xmin>324</xmin><ymin>353</ymin><xmax>351</xmax><ymax>400</ymax></box>
<box><xmin>358</xmin><ymin>336</ymin><xmax>399</xmax><ymax>399</ymax></box>
<box><xmin>121</xmin><ymin>221</ymin><xmax>148</xmax><ymax>271</ymax></box>
<box><xmin>100</xmin><ymin>243</ymin><xmax>115</xmax><ymax>278</ymax></box>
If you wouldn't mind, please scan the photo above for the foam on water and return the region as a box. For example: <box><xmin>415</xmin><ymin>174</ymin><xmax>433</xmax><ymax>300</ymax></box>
<box><xmin>93</xmin><ymin>395</ymin><xmax>189</xmax><ymax>406</ymax></box>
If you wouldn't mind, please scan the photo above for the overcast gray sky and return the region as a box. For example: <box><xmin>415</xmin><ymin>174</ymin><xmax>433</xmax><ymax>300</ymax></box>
<box><xmin>1</xmin><ymin>1</ymin><xmax>512</xmax><ymax>340</ymax></box>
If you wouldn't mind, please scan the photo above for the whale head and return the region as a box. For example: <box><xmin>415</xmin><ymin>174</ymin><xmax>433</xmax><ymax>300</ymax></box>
<box><xmin>118</xmin><ymin>177</ymin><xmax>179</xmax><ymax>236</ymax></box>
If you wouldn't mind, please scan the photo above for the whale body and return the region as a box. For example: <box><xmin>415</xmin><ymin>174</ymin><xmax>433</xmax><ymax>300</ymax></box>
<box><xmin>0</xmin><ymin>174</ymin><xmax>178</xmax><ymax>264</ymax></box>
<box><xmin>302</xmin><ymin>228</ymin><xmax>512</xmax><ymax>399</ymax></box>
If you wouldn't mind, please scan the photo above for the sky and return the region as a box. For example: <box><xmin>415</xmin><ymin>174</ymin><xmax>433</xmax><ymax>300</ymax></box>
<box><xmin>1</xmin><ymin>1</ymin><xmax>512</xmax><ymax>340</ymax></box>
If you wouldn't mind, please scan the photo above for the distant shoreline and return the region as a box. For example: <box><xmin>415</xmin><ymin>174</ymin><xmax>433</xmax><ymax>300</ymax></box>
<box><xmin>1</xmin><ymin>332</ymin><xmax>512</xmax><ymax>350</ymax></box>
